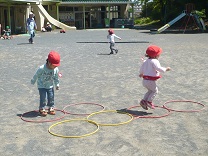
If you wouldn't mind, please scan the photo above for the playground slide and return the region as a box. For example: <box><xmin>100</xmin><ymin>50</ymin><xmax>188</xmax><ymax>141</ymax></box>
<box><xmin>157</xmin><ymin>12</ymin><xmax>186</xmax><ymax>33</ymax></box>
<box><xmin>200</xmin><ymin>18</ymin><xmax>206</xmax><ymax>30</ymax></box>
<box><xmin>193</xmin><ymin>14</ymin><xmax>206</xmax><ymax>31</ymax></box>
<box><xmin>37</xmin><ymin>4</ymin><xmax>76</xmax><ymax>30</ymax></box>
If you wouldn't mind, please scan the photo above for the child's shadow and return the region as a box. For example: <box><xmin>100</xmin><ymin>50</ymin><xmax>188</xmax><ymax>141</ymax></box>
<box><xmin>117</xmin><ymin>108</ymin><xmax>152</xmax><ymax>116</ymax></box>
<box><xmin>97</xmin><ymin>53</ymin><xmax>111</xmax><ymax>55</ymax></box>
<box><xmin>17</xmin><ymin>110</ymin><xmax>39</xmax><ymax>118</ymax></box>
<box><xmin>17</xmin><ymin>43</ymin><xmax>32</xmax><ymax>45</ymax></box>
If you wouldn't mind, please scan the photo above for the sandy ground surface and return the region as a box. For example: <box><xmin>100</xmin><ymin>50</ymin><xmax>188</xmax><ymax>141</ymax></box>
<box><xmin>0</xmin><ymin>29</ymin><xmax>207</xmax><ymax>156</ymax></box>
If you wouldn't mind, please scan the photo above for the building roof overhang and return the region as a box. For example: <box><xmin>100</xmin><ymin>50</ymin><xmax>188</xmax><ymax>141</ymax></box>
<box><xmin>0</xmin><ymin>0</ymin><xmax>135</xmax><ymax>5</ymax></box>
<box><xmin>61</xmin><ymin>0</ymin><xmax>134</xmax><ymax>5</ymax></box>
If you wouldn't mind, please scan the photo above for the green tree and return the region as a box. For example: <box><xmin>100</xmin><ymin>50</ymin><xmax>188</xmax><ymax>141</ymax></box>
<box><xmin>135</xmin><ymin>0</ymin><xmax>208</xmax><ymax>24</ymax></box>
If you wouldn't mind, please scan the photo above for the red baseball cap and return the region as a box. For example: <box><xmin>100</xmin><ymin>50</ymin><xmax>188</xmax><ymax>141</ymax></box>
<box><xmin>48</xmin><ymin>51</ymin><xmax>60</xmax><ymax>66</ymax></box>
<box><xmin>108</xmin><ymin>29</ymin><xmax>114</xmax><ymax>34</ymax></box>
<box><xmin>146</xmin><ymin>45</ymin><xmax>162</xmax><ymax>57</ymax></box>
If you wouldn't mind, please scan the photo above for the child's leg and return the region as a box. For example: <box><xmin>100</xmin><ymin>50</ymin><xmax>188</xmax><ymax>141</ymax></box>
<box><xmin>142</xmin><ymin>80</ymin><xmax>158</xmax><ymax>109</ymax></box>
<box><xmin>142</xmin><ymin>80</ymin><xmax>152</xmax><ymax>101</ymax></box>
<box><xmin>147</xmin><ymin>82</ymin><xmax>158</xmax><ymax>102</ymax></box>
<box><xmin>111</xmin><ymin>43</ymin><xmax>117</xmax><ymax>53</ymax></box>
<box><xmin>38</xmin><ymin>88</ymin><xmax>47</xmax><ymax>109</ymax></box>
<box><xmin>47</xmin><ymin>88</ymin><xmax>54</xmax><ymax>108</ymax></box>
<box><xmin>110</xmin><ymin>43</ymin><xmax>114</xmax><ymax>54</ymax></box>
<box><xmin>47</xmin><ymin>88</ymin><xmax>56</xmax><ymax>115</ymax></box>
<box><xmin>30</xmin><ymin>34</ymin><xmax>34</xmax><ymax>43</ymax></box>
<box><xmin>112</xmin><ymin>43</ymin><xmax>118</xmax><ymax>53</ymax></box>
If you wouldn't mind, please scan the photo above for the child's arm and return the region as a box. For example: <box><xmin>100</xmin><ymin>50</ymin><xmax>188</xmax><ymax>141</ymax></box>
<box><xmin>139</xmin><ymin>73</ymin><xmax>143</xmax><ymax>78</ymax></box>
<box><xmin>31</xmin><ymin>68</ymin><xmax>41</xmax><ymax>85</ymax></box>
<box><xmin>139</xmin><ymin>62</ymin><xmax>145</xmax><ymax>78</ymax></box>
<box><xmin>166</xmin><ymin>67</ymin><xmax>171</xmax><ymax>71</ymax></box>
<box><xmin>34</xmin><ymin>21</ymin><xmax>37</xmax><ymax>30</ymax></box>
<box><xmin>114</xmin><ymin>34</ymin><xmax>121</xmax><ymax>40</ymax></box>
<box><xmin>153</xmin><ymin>60</ymin><xmax>169</xmax><ymax>73</ymax></box>
<box><xmin>54</xmin><ymin>69</ymin><xmax>60</xmax><ymax>90</ymax></box>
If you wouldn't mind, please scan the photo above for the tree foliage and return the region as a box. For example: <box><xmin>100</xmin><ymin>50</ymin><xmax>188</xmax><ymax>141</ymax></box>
<box><xmin>135</xmin><ymin>0</ymin><xmax>208</xmax><ymax>24</ymax></box>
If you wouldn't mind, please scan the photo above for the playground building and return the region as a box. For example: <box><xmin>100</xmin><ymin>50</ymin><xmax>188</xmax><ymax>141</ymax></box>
<box><xmin>0</xmin><ymin>0</ymin><xmax>135</xmax><ymax>35</ymax></box>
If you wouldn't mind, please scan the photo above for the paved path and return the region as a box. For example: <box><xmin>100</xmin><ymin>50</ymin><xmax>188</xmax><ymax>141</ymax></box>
<box><xmin>0</xmin><ymin>29</ymin><xmax>207</xmax><ymax>156</ymax></box>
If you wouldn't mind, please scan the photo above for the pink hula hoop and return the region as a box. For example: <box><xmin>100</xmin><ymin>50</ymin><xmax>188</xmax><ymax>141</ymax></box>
<box><xmin>20</xmin><ymin>108</ymin><xmax>66</xmax><ymax>123</ymax></box>
<box><xmin>163</xmin><ymin>100</ymin><xmax>205</xmax><ymax>112</ymax></box>
<box><xmin>62</xmin><ymin>102</ymin><xmax>105</xmax><ymax>116</ymax></box>
<box><xmin>127</xmin><ymin>105</ymin><xmax>171</xmax><ymax>119</ymax></box>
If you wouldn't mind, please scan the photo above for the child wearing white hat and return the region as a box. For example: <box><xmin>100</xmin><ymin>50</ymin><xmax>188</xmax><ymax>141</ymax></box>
<box><xmin>27</xmin><ymin>12</ymin><xmax>37</xmax><ymax>44</ymax></box>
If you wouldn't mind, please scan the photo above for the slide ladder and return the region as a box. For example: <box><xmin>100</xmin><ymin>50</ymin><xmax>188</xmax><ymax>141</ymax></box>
<box><xmin>37</xmin><ymin>4</ymin><xmax>76</xmax><ymax>30</ymax></box>
<box><xmin>156</xmin><ymin>12</ymin><xmax>186</xmax><ymax>33</ymax></box>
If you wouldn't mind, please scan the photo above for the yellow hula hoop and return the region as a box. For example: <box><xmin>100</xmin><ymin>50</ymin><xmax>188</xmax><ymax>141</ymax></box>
<box><xmin>87</xmin><ymin>110</ymin><xmax>134</xmax><ymax>126</ymax></box>
<box><xmin>48</xmin><ymin>119</ymin><xmax>99</xmax><ymax>138</ymax></box>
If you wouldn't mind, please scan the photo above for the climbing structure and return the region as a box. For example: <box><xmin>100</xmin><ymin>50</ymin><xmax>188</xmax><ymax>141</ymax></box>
<box><xmin>155</xmin><ymin>3</ymin><xmax>206</xmax><ymax>33</ymax></box>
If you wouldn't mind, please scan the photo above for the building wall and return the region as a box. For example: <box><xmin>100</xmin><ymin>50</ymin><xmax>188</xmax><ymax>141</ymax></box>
<box><xmin>0</xmin><ymin>1</ymin><xmax>133</xmax><ymax>34</ymax></box>
<box><xmin>0</xmin><ymin>4</ymin><xmax>27</xmax><ymax>34</ymax></box>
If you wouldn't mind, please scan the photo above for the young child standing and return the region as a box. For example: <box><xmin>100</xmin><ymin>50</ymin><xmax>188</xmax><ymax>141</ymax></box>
<box><xmin>107</xmin><ymin>29</ymin><xmax>121</xmax><ymax>55</ymax></box>
<box><xmin>31</xmin><ymin>51</ymin><xmax>60</xmax><ymax>116</ymax></box>
<box><xmin>139</xmin><ymin>45</ymin><xmax>171</xmax><ymax>110</ymax></box>
<box><xmin>27</xmin><ymin>12</ymin><xmax>37</xmax><ymax>44</ymax></box>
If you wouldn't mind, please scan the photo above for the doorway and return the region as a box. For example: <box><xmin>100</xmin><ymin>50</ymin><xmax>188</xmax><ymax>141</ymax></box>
<box><xmin>75</xmin><ymin>12</ymin><xmax>83</xmax><ymax>29</ymax></box>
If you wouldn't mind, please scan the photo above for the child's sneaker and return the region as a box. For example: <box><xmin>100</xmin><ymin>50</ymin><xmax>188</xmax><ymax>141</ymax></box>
<box><xmin>147</xmin><ymin>101</ymin><xmax>155</xmax><ymax>109</ymax></box>
<box><xmin>39</xmin><ymin>109</ymin><xmax>47</xmax><ymax>117</ymax></box>
<box><xmin>140</xmin><ymin>100</ymin><xmax>148</xmax><ymax>110</ymax></box>
<box><xmin>48</xmin><ymin>107</ymin><xmax>56</xmax><ymax>115</ymax></box>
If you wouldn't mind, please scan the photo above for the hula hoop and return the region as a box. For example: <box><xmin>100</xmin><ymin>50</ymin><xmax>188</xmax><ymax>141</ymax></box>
<box><xmin>62</xmin><ymin>103</ymin><xmax>105</xmax><ymax>115</ymax></box>
<box><xmin>127</xmin><ymin>105</ymin><xmax>171</xmax><ymax>119</ymax></box>
<box><xmin>21</xmin><ymin>109</ymin><xmax>66</xmax><ymax>123</ymax></box>
<box><xmin>48</xmin><ymin>119</ymin><xmax>99</xmax><ymax>138</ymax></box>
<box><xmin>87</xmin><ymin>110</ymin><xmax>133</xmax><ymax>126</ymax></box>
<box><xmin>163</xmin><ymin>100</ymin><xmax>205</xmax><ymax>112</ymax></box>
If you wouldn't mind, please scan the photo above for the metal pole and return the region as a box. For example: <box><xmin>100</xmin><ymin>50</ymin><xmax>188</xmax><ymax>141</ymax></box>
<box><xmin>56</xmin><ymin>4</ymin><xmax>59</xmax><ymax>21</ymax></box>
<box><xmin>7</xmin><ymin>4</ymin><xmax>11</xmax><ymax>29</ymax></box>
<box><xmin>83</xmin><ymin>5</ymin><xmax>85</xmax><ymax>29</ymax></box>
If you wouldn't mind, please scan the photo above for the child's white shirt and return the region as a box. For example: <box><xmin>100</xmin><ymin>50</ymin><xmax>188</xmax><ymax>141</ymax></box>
<box><xmin>107</xmin><ymin>34</ymin><xmax>121</xmax><ymax>43</ymax></box>
<box><xmin>140</xmin><ymin>58</ymin><xmax>166</xmax><ymax>77</ymax></box>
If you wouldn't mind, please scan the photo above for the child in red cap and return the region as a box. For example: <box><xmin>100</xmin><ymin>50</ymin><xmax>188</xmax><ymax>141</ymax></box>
<box><xmin>107</xmin><ymin>29</ymin><xmax>121</xmax><ymax>55</ymax></box>
<box><xmin>139</xmin><ymin>45</ymin><xmax>171</xmax><ymax>110</ymax></box>
<box><xmin>31</xmin><ymin>51</ymin><xmax>61</xmax><ymax>116</ymax></box>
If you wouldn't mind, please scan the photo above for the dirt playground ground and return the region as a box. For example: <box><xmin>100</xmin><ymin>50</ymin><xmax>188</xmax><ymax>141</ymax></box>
<box><xmin>0</xmin><ymin>29</ymin><xmax>207</xmax><ymax>156</ymax></box>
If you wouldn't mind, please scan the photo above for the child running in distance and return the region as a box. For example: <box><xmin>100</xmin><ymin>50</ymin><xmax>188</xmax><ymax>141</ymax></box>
<box><xmin>107</xmin><ymin>29</ymin><xmax>121</xmax><ymax>55</ymax></box>
<box><xmin>31</xmin><ymin>51</ymin><xmax>61</xmax><ymax>116</ymax></box>
<box><xmin>139</xmin><ymin>45</ymin><xmax>171</xmax><ymax>110</ymax></box>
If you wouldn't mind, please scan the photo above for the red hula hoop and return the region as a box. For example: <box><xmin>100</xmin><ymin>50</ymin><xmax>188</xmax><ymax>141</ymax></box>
<box><xmin>20</xmin><ymin>108</ymin><xmax>66</xmax><ymax>123</ymax></box>
<box><xmin>62</xmin><ymin>103</ymin><xmax>105</xmax><ymax>116</ymax></box>
<box><xmin>127</xmin><ymin>105</ymin><xmax>171</xmax><ymax>119</ymax></box>
<box><xmin>163</xmin><ymin>100</ymin><xmax>205</xmax><ymax>112</ymax></box>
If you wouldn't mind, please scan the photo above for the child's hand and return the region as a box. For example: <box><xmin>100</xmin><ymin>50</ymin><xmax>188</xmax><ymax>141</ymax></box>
<box><xmin>166</xmin><ymin>67</ymin><xmax>171</xmax><ymax>71</ymax></box>
<box><xmin>31</xmin><ymin>79</ymin><xmax>35</xmax><ymax>85</ymax></box>
<box><xmin>139</xmin><ymin>74</ymin><xmax>143</xmax><ymax>78</ymax></box>
<box><xmin>56</xmin><ymin>86</ymin><xmax>60</xmax><ymax>90</ymax></box>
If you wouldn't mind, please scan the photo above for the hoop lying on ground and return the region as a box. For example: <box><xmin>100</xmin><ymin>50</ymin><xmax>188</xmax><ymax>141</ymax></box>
<box><xmin>163</xmin><ymin>100</ymin><xmax>205</xmax><ymax>112</ymax></box>
<box><xmin>20</xmin><ymin>109</ymin><xmax>66</xmax><ymax>123</ymax></box>
<box><xmin>48</xmin><ymin>119</ymin><xmax>99</xmax><ymax>138</ymax></box>
<box><xmin>87</xmin><ymin>110</ymin><xmax>134</xmax><ymax>126</ymax></box>
<box><xmin>62</xmin><ymin>102</ymin><xmax>105</xmax><ymax>116</ymax></box>
<box><xmin>127</xmin><ymin>105</ymin><xmax>171</xmax><ymax>119</ymax></box>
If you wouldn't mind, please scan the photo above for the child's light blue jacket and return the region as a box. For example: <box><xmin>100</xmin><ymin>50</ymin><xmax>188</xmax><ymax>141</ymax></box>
<box><xmin>31</xmin><ymin>64</ymin><xmax>59</xmax><ymax>89</ymax></box>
